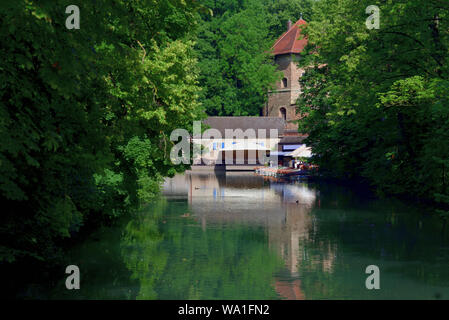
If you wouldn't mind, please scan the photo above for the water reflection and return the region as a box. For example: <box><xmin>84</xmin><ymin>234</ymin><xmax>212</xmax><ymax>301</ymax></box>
<box><xmin>162</xmin><ymin>173</ymin><xmax>336</xmax><ymax>300</ymax></box>
<box><xmin>39</xmin><ymin>172</ymin><xmax>449</xmax><ymax>300</ymax></box>
<box><xmin>160</xmin><ymin>172</ymin><xmax>449</xmax><ymax>300</ymax></box>
<box><xmin>121</xmin><ymin>200</ymin><xmax>168</xmax><ymax>300</ymax></box>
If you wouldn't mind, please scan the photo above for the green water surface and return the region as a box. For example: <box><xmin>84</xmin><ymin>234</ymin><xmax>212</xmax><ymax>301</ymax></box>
<box><xmin>32</xmin><ymin>173</ymin><xmax>449</xmax><ymax>299</ymax></box>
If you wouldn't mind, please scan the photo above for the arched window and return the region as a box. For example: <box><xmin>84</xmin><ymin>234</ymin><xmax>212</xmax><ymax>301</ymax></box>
<box><xmin>282</xmin><ymin>78</ymin><xmax>288</xmax><ymax>88</ymax></box>
<box><xmin>280</xmin><ymin>107</ymin><xmax>287</xmax><ymax>121</ymax></box>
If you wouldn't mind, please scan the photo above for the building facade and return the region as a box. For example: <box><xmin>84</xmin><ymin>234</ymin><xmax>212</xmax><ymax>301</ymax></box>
<box><xmin>265</xmin><ymin>18</ymin><xmax>308</xmax><ymax>135</ymax></box>
<box><xmin>192</xmin><ymin>117</ymin><xmax>285</xmax><ymax>167</ymax></box>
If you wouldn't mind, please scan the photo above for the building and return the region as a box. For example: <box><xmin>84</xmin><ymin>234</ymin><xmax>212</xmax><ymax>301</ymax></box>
<box><xmin>192</xmin><ymin>117</ymin><xmax>285</xmax><ymax>168</ymax></box>
<box><xmin>266</xmin><ymin>17</ymin><xmax>308</xmax><ymax>161</ymax></box>
<box><xmin>194</xmin><ymin>18</ymin><xmax>309</xmax><ymax>169</ymax></box>
<box><xmin>265</xmin><ymin>18</ymin><xmax>307</xmax><ymax>133</ymax></box>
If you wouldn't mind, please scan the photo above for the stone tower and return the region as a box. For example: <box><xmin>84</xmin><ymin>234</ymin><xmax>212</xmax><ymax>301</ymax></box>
<box><xmin>265</xmin><ymin>18</ymin><xmax>307</xmax><ymax>135</ymax></box>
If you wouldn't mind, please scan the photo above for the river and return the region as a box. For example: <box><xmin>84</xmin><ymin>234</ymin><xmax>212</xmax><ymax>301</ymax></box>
<box><xmin>27</xmin><ymin>172</ymin><xmax>449</xmax><ymax>299</ymax></box>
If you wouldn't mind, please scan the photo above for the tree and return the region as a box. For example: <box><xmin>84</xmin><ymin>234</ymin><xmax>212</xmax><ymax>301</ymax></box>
<box><xmin>0</xmin><ymin>0</ymin><xmax>203</xmax><ymax>264</ymax></box>
<box><xmin>264</xmin><ymin>0</ymin><xmax>316</xmax><ymax>38</ymax></box>
<box><xmin>196</xmin><ymin>0</ymin><xmax>281</xmax><ymax>116</ymax></box>
<box><xmin>297</xmin><ymin>0</ymin><xmax>449</xmax><ymax>213</ymax></box>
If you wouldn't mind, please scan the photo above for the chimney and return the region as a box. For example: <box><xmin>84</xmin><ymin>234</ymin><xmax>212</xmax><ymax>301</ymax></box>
<box><xmin>287</xmin><ymin>19</ymin><xmax>292</xmax><ymax>31</ymax></box>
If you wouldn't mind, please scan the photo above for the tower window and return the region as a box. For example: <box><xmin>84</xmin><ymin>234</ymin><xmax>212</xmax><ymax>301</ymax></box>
<box><xmin>282</xmin><ymin>78</ymin><xmax>288</xmax><ymax>88</ymax></box>
<box><xmin>280</xmin><ymin>107</ymin><xmax>287</xmax><ymax>121</ymax></box>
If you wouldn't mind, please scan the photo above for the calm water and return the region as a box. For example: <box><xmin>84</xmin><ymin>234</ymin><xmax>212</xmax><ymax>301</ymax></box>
<box><xmin>31</xmin><ymin>172</ymin><xmax>449</xmax><ymax>299</ymax></box>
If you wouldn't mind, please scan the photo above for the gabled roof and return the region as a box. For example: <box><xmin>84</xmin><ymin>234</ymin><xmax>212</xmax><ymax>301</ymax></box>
<box><xmin>271</xmin><ymin>19</ymin><xmax>307</xmax><ymax>56</ymax></box>
<box><xmin>195</xmin><ymin>117</ymin><xmax>285</xmax><ymax>138</ymax></box>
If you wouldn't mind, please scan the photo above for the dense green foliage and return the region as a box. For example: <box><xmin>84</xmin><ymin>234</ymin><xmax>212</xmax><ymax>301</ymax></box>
<box><xmin>297</xmin><ymin>0</ymin><xmax>449</xmax><ymax>215</ymax></box>
<box><xmin>0</xmin><ymin>0</ymin><xmax>316</xmax><ymax>270</ymax></box>
<box><xmin>0</xmin><ymin>0</ymin><xmax>203</xmax><ymax>264</ymax></box>
<box><xmin>196</xmin><ymin>0</ymin><xmax>315</xmax><ymax>115</ymax></box>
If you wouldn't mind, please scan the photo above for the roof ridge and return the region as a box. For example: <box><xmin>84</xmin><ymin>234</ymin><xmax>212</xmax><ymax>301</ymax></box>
<box><xmin>271</xmin><ymin>18</ymin><xmax>307</xmax><ymax>56</ymax></box>
<box><xmin>271</xmin><ymin>18</ymin><xmax>306</xmax><ymax>49</ymax></box>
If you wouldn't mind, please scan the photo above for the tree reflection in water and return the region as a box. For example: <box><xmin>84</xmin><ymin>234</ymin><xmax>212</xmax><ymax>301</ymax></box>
<box><xmin>121</xmin><ymin>197</ymin><xmax>283</xmax><ymax>299</ymax></box>
<box><xmin>40</xmin><ymin>172</ymin><xmax>449</xmax><ymax>299</ymax></box>
<box><xmin>126</xmin><ymin>172</ymin><xmax>337</xmax><ymax>300</ymax></box>
<box><xmin>121</xmin><ymin>200</ymin><xmax>168</xmax><ymax>300</ymax></box>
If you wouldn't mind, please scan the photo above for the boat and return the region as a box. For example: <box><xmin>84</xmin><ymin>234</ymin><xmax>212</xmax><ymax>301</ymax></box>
<box><xmin>255</xmin><ymin>166</ymin><xmax>310</xmax><ymax>178</ymax></box>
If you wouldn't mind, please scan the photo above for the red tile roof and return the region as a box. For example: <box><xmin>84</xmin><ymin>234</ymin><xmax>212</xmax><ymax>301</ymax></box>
<box><xmin>271</xmin><ymin>19</ymin><xmax>308</xmax><ymax>56</ymax></box>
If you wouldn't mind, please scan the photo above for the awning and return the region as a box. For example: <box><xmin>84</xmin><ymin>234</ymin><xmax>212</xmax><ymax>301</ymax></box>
<box><xmin>283</xmin><ymin>144</ymin><xmax>303</xmax><ymax>151</ymax></box>
<box><xmin>221</xmin><ymin>141</ymin><xmax>269</xmax><ymax>151</ymax></box>
<box><xmin>287</xmin><ymin>145</ymin><xmax>312</xmax><ymax>158</ymax></box>
<box><xmin>269</xmin><ymin>151</ymin><xmax>291</xmax><ymax>156</ymax></box>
